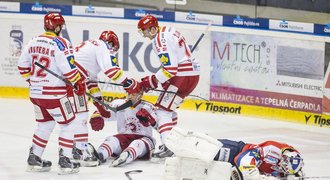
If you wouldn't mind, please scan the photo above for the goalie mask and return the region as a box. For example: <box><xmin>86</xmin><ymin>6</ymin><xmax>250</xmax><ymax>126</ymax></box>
<box><xmin>279</xmin><ymin>151</ymin><xmax>304</xmax><ymax>175</ymax></box>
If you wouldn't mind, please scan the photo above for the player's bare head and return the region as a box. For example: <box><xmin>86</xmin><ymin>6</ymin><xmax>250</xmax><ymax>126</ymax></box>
<box><xmin>127</xmin><ymin>91</ymin><xmax>143</xmax><ymax>106</ymax></box>
<box><xmin>279</xmin><ymin>150</ymin><xmax>304</xmax><ymax>175</ymax></box>
<box><xmin>99</xmin><ymin>30</ymin><xmax>120</xmax><ymax>53</ymax></box>
<box><xmin>44</xmin><ymin>12</ymin><xmax>65</xmax><ymax>36</ymax></box>
<box><xmin>138</xmin><ymin>15</ymin><xmax>159</xmax><ymax>40</ymax></box>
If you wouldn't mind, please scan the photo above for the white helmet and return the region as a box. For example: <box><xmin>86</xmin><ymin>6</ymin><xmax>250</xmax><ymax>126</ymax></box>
<box><xmin>279</xmin><ymin>150</ymin><xmax>304</xmax><ymax>175</ymax></box>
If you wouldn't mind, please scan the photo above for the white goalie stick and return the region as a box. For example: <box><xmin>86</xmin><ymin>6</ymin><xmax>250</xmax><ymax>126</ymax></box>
<box><xmin>124</xmin><ymin>170</ymin><xmax>143</xmax><ymax>180</ymax></box>
<box><xmin>34</xmin><ymin>62</ymin><xmax>132</xmax><ymax>112</ymax></box>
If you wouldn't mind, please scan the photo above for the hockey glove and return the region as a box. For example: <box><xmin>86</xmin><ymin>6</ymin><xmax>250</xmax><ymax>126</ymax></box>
<box><xmin>123</xmin><ymin>78</ymin><xmax>141</xmax><ymax>94</ymax></box>
<box><xmin>140</xmin><ymin>75</ymin><xmax>158</xmax><ymax>92</ymax></box>
<box><xmin>136</xmin><ymin>108</ymin><xmax>156</xmax><ymax>127</ymax></box>
<box><xmin>93</xmin><ymin>97</ymin><xmax>111</xmax><ymax>118</ymax></box>
<box><xmin>73</xmin><ymin>78</ymin><xmax>86</xmax><ymax>96</ymax></box>
<box><xmin>90</xmin><ymin>111</ymin><xmax>104</xmax><ymax>131</ymax></box>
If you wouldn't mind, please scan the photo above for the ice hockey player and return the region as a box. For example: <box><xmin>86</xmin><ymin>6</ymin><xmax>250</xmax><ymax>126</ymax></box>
<box><xmin>88</xmin><ymin>91</ymin><xmax>156</xmax><ymax>167</ymax></box>
<box><xmin>136</xmin><ymin>14</ymin><xmax>200</xmax><ymax>159</ymax></box>
<box><xmin>18</xmin><ymin>12</ymin><xmax>85</xmax><ymax>174</ymax></box>
<box><xmin>164</xmin><ymin>127</ymin><xmax>305</xmax><ymax>180</ymax></box>
<box><xmin>71</xmin><ymin>30</ymin><xmax>140</xmax><ymax>166</ymax></box>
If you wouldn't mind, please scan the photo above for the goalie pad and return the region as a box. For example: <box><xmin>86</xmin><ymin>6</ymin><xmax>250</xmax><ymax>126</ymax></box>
<box><xmin>165</xmin><ymin>127</ymin><xmax>222</xmax><ymax>163</ymax></box>
<box><xmin>165</xmin><ymin>157</ymin><xmax>232</xmax><ymax>180</ymax></box>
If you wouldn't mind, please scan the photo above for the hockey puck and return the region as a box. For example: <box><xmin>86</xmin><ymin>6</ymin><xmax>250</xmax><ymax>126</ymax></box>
<box><xmin>124</xmin><ymin>170</ymin><xmax>143</xmax><ymax>180</ymax></box>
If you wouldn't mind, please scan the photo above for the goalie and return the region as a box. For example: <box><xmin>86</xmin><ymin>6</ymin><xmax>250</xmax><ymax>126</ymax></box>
<box><xmin>164</xmin><ymin>127</ymin><xmax>305</xmax><ymax>180</ymax></box>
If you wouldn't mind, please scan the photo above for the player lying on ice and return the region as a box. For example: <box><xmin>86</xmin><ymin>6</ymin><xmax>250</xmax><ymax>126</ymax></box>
<box><xmin>164</xmin><ymin>127</ymin><xmax>305</xmax><ymax>180</ymax></box>
<box><xmin>88</xmin><ymin>91</ymin><xmax>157</xmax><ymax>167</ymax></box>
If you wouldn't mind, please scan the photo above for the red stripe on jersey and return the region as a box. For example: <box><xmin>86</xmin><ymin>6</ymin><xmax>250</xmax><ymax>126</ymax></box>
<box><xmin>33</xmin><ymin>134</ymin><xmax>48</xmax><ymax>144</ymax></box>
<box><xmin>179</xmin><ymin>63</ymin><xmax>193</xmax><ymax>67</ymax></box>
<box><xmin>74</xmin><ymin>133</ymin><xmax>88</xmax><ymax>138</ymax></box>
<box><xmin>63</xmin><ymin>69</ymin><xmax>77</xmax><ymax>77</ymax></box>
<box><xmin>59</xmin><ymin>137</ymin><xmax>74</xmax><ymax>144</ymax></box>
<box><xmin>161</xmin><ymin>26</ymin><xmax>166</xmax><ymax>32</ymax></box>
<box><xmin>75</xmin><ymin>62</ymin><xmax>89</xmax><ymax>78</ymax></box>
<box><xmin>158</xmin><ymin>122</ymin><xmax>173</xmax><ymax>130</ymax></box>
<box><xmin>59</xmin><ymin>142</ymin><xmax>73</xmax><ymax>148</ymax></box>
<box><xmin>64</xmin><ymin>70</ymin><xmax>79</xmax><ymax>80</ymax></box>
<box><xmin>43</xmin><ymin>86</ymin><xmax>67</xmax><ymax>90</ymax></box>
<box><xmin>101</xmin><ymin>144</ymin><xmax>112</xmax><ymax>156</ymax></box>
<box><xmin>159</xmin><ymin>127</ymin><xmax>173</xmax><ymax>134</ymax></box>
<box><xmin>178</xmin><ymin>67</ymin><xmax>193</xmax><ymax>72</ymax></box>
<box><xmin>18</xmin><ymin>66</ymin><xmax>31</xmax><ymax>71</ymax></box>
<box><xmin>33</xmin><ymin>139</ymin><xmax>46</xmax><ymax>148</ymax></box>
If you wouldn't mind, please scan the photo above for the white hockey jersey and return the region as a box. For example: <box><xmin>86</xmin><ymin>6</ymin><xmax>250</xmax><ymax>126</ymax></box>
<box><xmin>74</xmin><ymin>39</ymin><xmax>127</xmax><ymax>97</ymax></box>
<box><xmin>104</xmin><ymin>99</ymin><xmax>156</xmax><ymax>138</ymax></box>
<box><xmin>18</xmin><ymin>32</ymin><xmax>81</xmax><ymax>99</ymax></box>
<box><xmin>152</xmin><ymin>26</ymin><xmax>200</xmax><ymax>83</ymax></box>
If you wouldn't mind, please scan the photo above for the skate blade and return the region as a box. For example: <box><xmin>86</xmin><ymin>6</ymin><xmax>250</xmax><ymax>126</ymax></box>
<box><xmin>79</xmin><ymin>160</ymin><xmax>100</xmax><ymax>167</ymax></box>
<box><xmin>26</xmin><ymin>165</ymin><xmax>51</xmax><ymax>172</ymax></box>
<box><xmin>58</xmin><ymin>167</ymin><xmax>79</xmax><ymax>175</ymax></box>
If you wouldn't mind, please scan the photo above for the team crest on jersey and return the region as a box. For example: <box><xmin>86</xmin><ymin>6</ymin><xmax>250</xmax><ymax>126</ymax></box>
<box><xmin>110</xmin><ymin>56</ymin><xmax>118</xmax><ymax>66</ymax></box>
<box><xmin>159</xmin><ymin>53</ymin><xmax>171</xmax><ymax>65</ymax></box>
<box><xmin>53</xmin><ymin>38</ymin><xmax>66</xmax><ymax>51</ymax></box>
<box><xmin>67</xmin><ymin>55</ymin><xmax>76</xmax><ymax>68</ymax></box>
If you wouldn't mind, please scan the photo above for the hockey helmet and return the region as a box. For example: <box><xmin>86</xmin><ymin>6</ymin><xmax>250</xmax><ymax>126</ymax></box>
<box><xmin>138</xmin><ymin>14</ymin><xmax>158</xmax><ymax>31</ymax></box>
<box><xmin>99</xmin><ymin>30</ymin><xmax>120</xmax><ymax>51</ymax></box>
<box><xmin>44</xmin><ymin>12</ymin><xmax>65</xmax><ymax>32</ymax></box>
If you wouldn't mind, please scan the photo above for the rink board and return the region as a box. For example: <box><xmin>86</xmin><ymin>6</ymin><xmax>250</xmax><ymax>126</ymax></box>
<box><xmin>1</xmin><ymin>87</ymin><xmax>329</xmax><ymax>129</ymax></box>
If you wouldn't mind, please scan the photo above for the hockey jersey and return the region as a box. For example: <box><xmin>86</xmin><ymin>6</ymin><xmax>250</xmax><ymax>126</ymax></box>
<box><xmin>152</xmin><ymin>26</ymin><xmax>200</xmax><ymax>83</ymax></box>
<box><xmin>74</xmin><ymin>39</ymin><xmax>127</xmax><ymax>97</ymax></box>
<box><xmin>234</xmin><ymin>141</ymin><xmax>299</xmax><ymax>177</ymax></box>
<box><xmin>18</xmin><ymin>32</ymin><xmax>81</xmax><ymax>99</ymax></box>
<box><xmin>104</xmin><ymin>99</ymin><xmax>156</xmax><ymax>138</ymax></box>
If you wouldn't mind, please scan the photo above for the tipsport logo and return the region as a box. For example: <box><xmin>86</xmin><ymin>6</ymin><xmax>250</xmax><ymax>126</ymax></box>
<box><xmin>186</xmin><ymin>11</ymin><xmax>196</xmax><ymax>21</ymax></box>
<box><xmin>85</xmin><ymin>5</ymin><xmax>95</xmax><ymax>14</ymax></box>
<box><xmin>304</xmin><ymin>115</ymin><xmax>330</xmax><ymax>127</ymax></box>
<box><xmin>194</xmin><ymin>102</ymin><xmax>242</xmax><ymax>114</ymax></box>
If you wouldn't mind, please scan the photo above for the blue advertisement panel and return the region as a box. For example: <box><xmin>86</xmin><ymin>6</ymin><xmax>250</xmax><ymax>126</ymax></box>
<box><xmin>20</xmin><ymin>2</ymin><xmax>72</xmax><ymax>15</ymax></box>
<box><xmin>223</xmin><ymin>16</ymin><xmax>269</xmax><ymax>29</ymax></box>
<box><xmin>314</xmin><ymin>24</ymin><xmax>330</xmax><ymax>36</ymax></box>
<box><xmin>124</xmin><ymin>9</ymin><xmax>174</xmax><ymax>21</ymax></box>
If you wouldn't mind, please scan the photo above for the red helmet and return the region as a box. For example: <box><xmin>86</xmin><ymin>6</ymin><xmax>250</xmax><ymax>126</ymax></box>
<box><xmin>44</xmin><ymin>12</ymin><xmax>65</xmax><ymax>31</ymax></box>
<box><xmin>99</xmin><ymin>30</ymin><xmax>120</xmax><ymax>50</ymax></box>
<box><xmin>138</xmin><ymin>14</ymin><xmax>158</xmax><ymax>31</ymax></box>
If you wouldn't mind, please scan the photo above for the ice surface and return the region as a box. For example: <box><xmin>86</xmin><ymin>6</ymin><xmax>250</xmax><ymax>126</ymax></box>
<box><xmin>0</xmin><ymin>98</ymin><xmax>329</xmax><ymax>180</ymax></box>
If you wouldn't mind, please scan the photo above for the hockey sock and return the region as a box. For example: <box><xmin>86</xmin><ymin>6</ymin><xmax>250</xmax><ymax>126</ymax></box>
<box><xmin>32</xmin><ymin>121</ymin><xmax>55</xmax><ymax>157</ymax></box>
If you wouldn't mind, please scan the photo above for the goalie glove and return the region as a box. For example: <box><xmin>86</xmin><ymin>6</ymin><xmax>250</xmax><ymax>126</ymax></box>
<box><xmin>136</xmin><ymin>108</ymin><xmax>156</xmax><ymax>127</ymax></box>
<box><xmin>93</xmin><ymin>97</ymin><xmax>111</xmax><ymax>118</ymax></box>
<box><xmin>89</xmin><ymin>111</ymin><xmax>105</xmax><ymax>131</ymax></box>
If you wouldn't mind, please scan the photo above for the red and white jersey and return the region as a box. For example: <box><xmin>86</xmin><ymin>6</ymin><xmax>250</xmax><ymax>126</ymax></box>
<box><xmin>152</xmin><ymin>26</ymin><xmax>200</xmax><ymax>83</ymax></box>
<box><xmin>234</xmin><ymin>141</ymin><xmax>299</xmax><ymax>177</ymax></box>
<box><xmin>74</xmin><ymin>39</ymin><xmax>127</xmax><ymax>97</ymax></box>
<box><xmin>18</xmin><ymin>32</ymin><xmax>81</xmax><ymax>99</ymax></box>
<box><xmin>104</xmin><ymin>99</ymin><xmax>156</xmax><ymax>138</ymax></box>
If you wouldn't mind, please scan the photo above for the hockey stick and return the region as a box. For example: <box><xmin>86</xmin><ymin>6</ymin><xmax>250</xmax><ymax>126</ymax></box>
<box><xmin>190</xmin><ymin>21</ymin><xmax>212</xmax><ymax>53</ymax></box>
<box><xmin>124</xmin><ymin>170</ymin><xmax>143</xmax><ymax>180</ymax></box>
<box><xmin>34</xmin><ymin>62</ymin><xmax>132</xmax><ymax>112</ymax></box>
<box><xmin>91</xmin><ymin>80</ymin><xmax>208</xmax><ymax>101</ymax></box>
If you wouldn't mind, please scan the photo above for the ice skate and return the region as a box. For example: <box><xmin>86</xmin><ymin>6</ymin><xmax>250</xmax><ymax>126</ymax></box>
<box><xmin>26</xmin><ymin>147</ymin><xmax>52</xmax><ymax>172</ymax></box>
<box><xmin>58</xmin><ymin>148</ymin><xmax>80</xmax><ymax>175</ymax></box>
<box><xmin>151</xmin><ymin>144</ymin><xmax>174</xmax><ymax>162</ymax></box>
<box><xmin>73</xmin><ymin>143</ymin><xmax>99</xmax><ymax>167</ymax></box>
<box><xmin>98</xmin><ymin>152</ymin><xmax>107</xmax><ymax>164</ymax></box>
<box><xmin>110</xmin><ymin>151</ymin><xmax>130</xmax><ymax>167</ymax></box>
